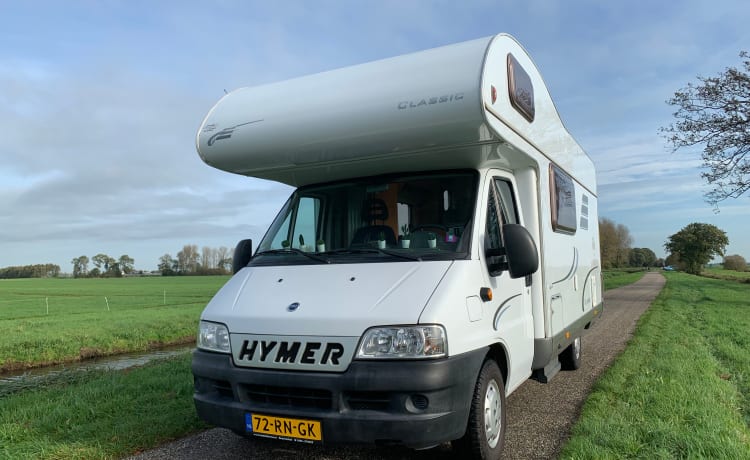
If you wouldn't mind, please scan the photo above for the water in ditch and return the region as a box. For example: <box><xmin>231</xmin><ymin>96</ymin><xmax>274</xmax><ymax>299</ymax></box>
<box><xmin>0</xmin><ymin>344</ymin><xmax>194</xmax><ymax>396</ymax></box>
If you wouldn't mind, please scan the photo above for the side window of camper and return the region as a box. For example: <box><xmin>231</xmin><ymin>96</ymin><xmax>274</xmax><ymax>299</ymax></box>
<box><xmin>550</xmin><ymin>165</ymin><xmax>577</xmax><ymax>234</ymax></box>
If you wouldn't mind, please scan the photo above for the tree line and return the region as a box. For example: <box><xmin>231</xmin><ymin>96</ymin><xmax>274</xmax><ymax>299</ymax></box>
<box><xmin>71</xmin><ymin>254</ymin><xmax>135</xmax><ymax>278</ymax></box>
<box><xmin>157</xmin><ymin>245</ymin><xmax>233</xmax><ymax>276</ymax></box>
<box><xmin>599</xmin><ymin>218</ymin><xmax>660</xmax><ymax>269</ymax></box>
<box><xmin>601</xmin><ymin>217</ymin><xmax>744</xmax><ymax>275</ymax></box>
<box><xmin>67</xmin><ymin>245</ymin><xmax>235</xmax><ymax>277</ymax></box>
<box><xmin>0</xmin><ymin>264</ymin><xmax>61</xmax><ymax>279</ymax></box>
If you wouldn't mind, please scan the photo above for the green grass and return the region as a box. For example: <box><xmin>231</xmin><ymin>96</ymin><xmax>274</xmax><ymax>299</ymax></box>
<box><xmin>0</xmin><ymin>353</ymin><xmax>208</xmax><ymax>459</ymax></box>
<box><xmin>602</xmin><ymin>269</ymin><xmax>647</xmax><ymax>290</ymax></box>
<box><xmin>0</xmin><ymin>276</ymin><xmax>228</xmax><ymax>371</ymax></box>
<box><xmin>702</xmin><ymin>266</ymin><xmax>750</xmax><ymax>282</ymax></box>
<box><xmin>561</xmin><ymin>272</ymin><xmax>750</xmax><ymax>459</ymax></box>
<box><xmin>4</xmin><ymin>271</ymin><xmax>747</xmax><ymax>458</ymax></box>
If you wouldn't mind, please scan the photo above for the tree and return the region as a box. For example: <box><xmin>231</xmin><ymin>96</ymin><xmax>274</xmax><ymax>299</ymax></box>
<box><xmin>176</xmin><ymin>244</ymin><xmax>199</xmax><ymax>273</ymax></box>
<box><xmin>664</xmin><ymin>223</ymin><xmax>729</xmax><ymax>275</ymax></box>
<box><xmin>723</xmin><ymin>254</ymin><xmax>747</xmax><ymax>271</ymax></box>
<box><xmin>158</xmin><ymin>254</ymin><xmax>176</xmax><ymax>275</ymax></box>
<box><xmin>629</xmin><ymin>248</ymin><xmax>657</xmax><ymax>268</ymax></box>
<box><xmin>118</xmin><ymin>255</ymin><xmax>135</xmax><ymax>274</ymax></box>
<box><xmin>92</xmin><ymin>253</ymin><xmax>110</xmax><ymax>271</ymax></box>
<box><xmin>599</xmin><ymin>218</ymin><xmax>633</xmax><ymax>268</ymax></box>
<box><xmin>661</xmin><ymin>51</ymin><xmax>750</xmax><ymax>205</ymax></box>
<box><xmin>71</xmin><ymin>255</ymin><xmax>89</xmax><ymax>278</ymax></box>
<box><xmin>90</xmin><ymin>253</ymin><xmax>122</xmax><ymax>277</ymax></box>
<box><xmin>614</xmin><ymin>224</ymin><xmax>633</xmax><ymax>267</ymax></box>
<box><xmin>664</xmin><ymin>252</ymin><xmax>681</xmax><ymax>268</ymax></box>
<box><xmin>201</xmin><ymin>246</ymin><xmax>217</xmax><ymax>270</ymax></box>
<box><xmin>217</xmin><ymin>246</ymin><xmax>232</xmax><ymax>273</ymax></box>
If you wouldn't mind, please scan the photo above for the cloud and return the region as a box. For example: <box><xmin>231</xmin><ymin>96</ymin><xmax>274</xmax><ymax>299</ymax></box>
<box><xmin>2</xmin><ymin>1</ymin><xmax>749</xmax><ymax>269</ymax></box>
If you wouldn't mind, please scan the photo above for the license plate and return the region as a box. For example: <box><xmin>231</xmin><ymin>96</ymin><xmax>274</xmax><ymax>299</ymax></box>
<box><xmin>245</xmin><ymin>413</ymin><xmax>322</xmax><ymax>443</ymax></box>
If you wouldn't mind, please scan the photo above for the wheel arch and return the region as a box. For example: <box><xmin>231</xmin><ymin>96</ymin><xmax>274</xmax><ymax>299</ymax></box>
<box><xmin>486</xmin><ymin>342</ymin><xmax>509</xmax><ymax>386</ymax></box>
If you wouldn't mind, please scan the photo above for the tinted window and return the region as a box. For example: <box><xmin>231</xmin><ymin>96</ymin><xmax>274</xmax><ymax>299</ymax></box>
<box><xmin>550</xmin><ymin>164</ymin><xmax>577</xmax><ymax>234</ymax></box>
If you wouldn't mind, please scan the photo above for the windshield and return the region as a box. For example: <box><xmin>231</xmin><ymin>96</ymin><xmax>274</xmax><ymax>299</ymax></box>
<box><xmin>253</xmin><ymin>171</ymin><xmax>477</xmax><ymax>265</ymax></box>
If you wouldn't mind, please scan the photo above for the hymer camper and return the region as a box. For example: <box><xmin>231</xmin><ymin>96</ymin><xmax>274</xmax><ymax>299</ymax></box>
<box><xmin>192</xmin><ymin>33</ymin><xmax>602</xmax><ymax>459</ymax></box>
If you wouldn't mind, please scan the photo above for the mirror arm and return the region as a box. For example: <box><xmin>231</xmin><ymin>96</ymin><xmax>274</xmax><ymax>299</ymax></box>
<box><xmin>488</xmin><ymin>262</ymin><xmax>508</xmax><ymax>276</ymax></box>
<box><xmin>485</xmin><ymin>247</ymin><xmax>507</xmax><ymax>258</ymax></box>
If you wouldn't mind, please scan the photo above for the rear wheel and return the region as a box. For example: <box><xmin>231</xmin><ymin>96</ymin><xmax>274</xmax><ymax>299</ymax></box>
<box><xmin>560</xmin><ymin>336</ymin><xmax>582</xmax><ymax>370</ymax></box>
<box><xmin>452</xmin><ymin>359</ymin><xmax>506</xmax><ymax>460</ymax></box>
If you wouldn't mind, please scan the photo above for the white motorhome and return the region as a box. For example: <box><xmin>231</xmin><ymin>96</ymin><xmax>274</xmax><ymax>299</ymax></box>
<box><xmin>192</xmin><ymin>33</ymin><xmax>602</xmax><ymax>459</ymax></box>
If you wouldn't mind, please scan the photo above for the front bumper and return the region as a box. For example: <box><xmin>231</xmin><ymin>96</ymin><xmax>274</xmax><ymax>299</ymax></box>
<box><xmin>192</xmin><ymin>347</ymin><xmax>487</xmax><ymax>448</ymax></box>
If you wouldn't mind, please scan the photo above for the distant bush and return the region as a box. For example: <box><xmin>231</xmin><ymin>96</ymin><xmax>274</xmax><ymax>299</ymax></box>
<box><xmin>723</xmin><ymin>254</ymin><xmax>747</xmax><ymax>271</ymax></box>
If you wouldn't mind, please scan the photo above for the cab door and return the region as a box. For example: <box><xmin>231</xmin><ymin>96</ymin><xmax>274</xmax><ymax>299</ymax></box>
<box><xmin>481</xmin><ymin>172</ymin><xmax>535</xmax><ymax>390</ymax></box>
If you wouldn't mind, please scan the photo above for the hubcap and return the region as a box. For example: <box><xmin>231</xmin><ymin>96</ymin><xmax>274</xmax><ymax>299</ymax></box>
<box><xmin>483</xmin><ymin>379</ymin><xmax>502</xmax><ymax>448</ymax></box>
<box><xmin>574</xmin><ymin>337</ymin><xmax>581</xmax><ymax>360</ymax></box>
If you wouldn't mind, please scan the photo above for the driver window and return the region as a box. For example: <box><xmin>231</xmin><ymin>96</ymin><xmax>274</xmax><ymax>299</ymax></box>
<box><xmin>291</xmin><ymin>196</ymin><xmax>321</xmax><ymax>250</ymax></box>
<box><xmin>494</xmin><ymin>179</ymin><xmax>518</xmax><ymax>224</ymax></box>
<box><xmin>486</xmin><ymin>178</ymin><xmax>519</xmax><ymax>275</ymax></box>
<box><xmin>486</xmin><ymin>184</ymin><xmax>503</xmax><ymax>252</ymax></box>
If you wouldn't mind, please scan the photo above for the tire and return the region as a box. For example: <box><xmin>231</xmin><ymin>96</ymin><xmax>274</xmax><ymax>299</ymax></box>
<box><xmin>452</xmin><ymin>359</ymin><xmax>506</xmax><ymax>460</ymax></box>
<box><xmin>560</xmin><ymin>336</ymin><xmax>582</xmax><ymax>370</ymax></box>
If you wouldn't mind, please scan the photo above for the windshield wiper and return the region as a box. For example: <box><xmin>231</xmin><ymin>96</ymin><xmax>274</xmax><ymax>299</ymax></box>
<box><xmin>321</xmin><ymin>248</ymin><xmax>422</xmax><ymax>261</ymax></box>
<box><xmin>256</xmin><ymin>248</ymin><xmax>330</xmax><ymax>263</ymax></box>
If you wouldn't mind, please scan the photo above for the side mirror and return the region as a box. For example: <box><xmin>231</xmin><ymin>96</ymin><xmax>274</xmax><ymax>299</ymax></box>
<box><xmin>502</xmin><ymin>224</ymin><xmax>539</xmax><ymax>279</ymax></box>
<box><xmin>232</xmin><ymin>239</ymin><xmax>253</xmax><ymax>274</ymax></box>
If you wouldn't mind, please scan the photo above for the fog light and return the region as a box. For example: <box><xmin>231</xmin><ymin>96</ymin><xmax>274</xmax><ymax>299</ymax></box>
<box><xmin>411</xmin><ymin>394</ymin><xmax>429</xmax><ymax>410</ymax></box>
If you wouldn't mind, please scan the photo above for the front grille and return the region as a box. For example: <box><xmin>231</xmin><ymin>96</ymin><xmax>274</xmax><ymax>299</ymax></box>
<box><xmin>213</xmin><ymin>380</ymin><xmax>234</xmax><ymax>399</ymax></box>
<box><xmin>345</xmin><ymin>391</ymin><xmax>391</xmax><ymax>411</ymax></box>
<box><xmin>241</xmin><ymin>384</ymin><xmax>332</xmax><ymax>410</ymax></box>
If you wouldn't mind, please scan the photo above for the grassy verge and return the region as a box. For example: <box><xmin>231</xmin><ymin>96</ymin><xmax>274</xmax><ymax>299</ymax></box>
<box><xmin>0</xmin><ymin>276</ymin><xmax>228</xmax><ymax>371</ymax></box>
<box><xmin>561</xmin><ymin>272</ymin><xmax>750</xmax><ymax>458</ymax></box>
<box><xmin>0</xmin><ymin>353</ymin><xmax>207</xmax><ymax>459</ymax></box>
<box><xmin>602</xmin><ymin>269</ymin><xmax>647</xmax><ymax>290</ymax></box>
<box><xmin>701</xmin><ymin>267</ymin><xmax>750</xmax><ymax>283</ymax></box>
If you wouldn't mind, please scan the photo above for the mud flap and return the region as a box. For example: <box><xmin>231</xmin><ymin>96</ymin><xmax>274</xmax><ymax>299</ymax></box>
<box><xmin>532</xmin><ymin>356</ymin><xmax>561</xmax><ymax>383</ymax></box>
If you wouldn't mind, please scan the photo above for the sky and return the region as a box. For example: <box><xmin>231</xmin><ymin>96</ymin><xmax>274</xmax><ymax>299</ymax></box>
<box><xmin>2</xmin><ymin>0</ymin><xmax>749</xmax><ymax>272</ymax></box>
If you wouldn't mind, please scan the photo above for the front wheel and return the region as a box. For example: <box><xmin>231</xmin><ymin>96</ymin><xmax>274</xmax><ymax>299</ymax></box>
<box><xmin>452</xmin><ymin>359</ymin><xmax>506</xmax><ymax>460</ymax></box>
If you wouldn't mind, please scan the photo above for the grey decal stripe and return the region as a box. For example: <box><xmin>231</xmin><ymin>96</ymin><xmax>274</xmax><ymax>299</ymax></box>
<box><xmin>493</xmin><ymin>293</ymin><xmax>522</xmax><ymax>330</ymax></box>
<box><xmin>551</xmin><ymin>247</ymin><xmax>578</xmax><ymax>286</ymax></box>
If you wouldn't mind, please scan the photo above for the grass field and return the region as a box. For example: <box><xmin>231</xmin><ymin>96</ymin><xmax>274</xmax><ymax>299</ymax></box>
<box><xmin>0</xmin><ymin>352</ymin><xmax>207</xmax><ymax>459</ymax></box>
<box><xmin>0</xmin><ymin>276</ymin><xmax>229</xmax><ymax>371</ymax></box>
<box><xmin>561</xmin><ymin>272</ymin><xmax>750</xmax><ymax>458</ymax></box>
<box><xmin>702</xmin><ymin>266</ymin><xmax>750</xmax><ymax>282</ymax></box>
<box><xmin>602</xmin><ymin>269</ymin><xmax>647</xmax><ymax>290</ymax></box>
<box><xmin>7</xmin><ymin>271</ymin><xmax>747</xmax><ymax>458</ymax></box>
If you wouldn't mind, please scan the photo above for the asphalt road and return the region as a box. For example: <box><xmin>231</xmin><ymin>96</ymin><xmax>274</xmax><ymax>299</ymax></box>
<box><xmin>129</xmin><ymin>272</ymin><xmax>666</xmax><ymax>460</ymax></box>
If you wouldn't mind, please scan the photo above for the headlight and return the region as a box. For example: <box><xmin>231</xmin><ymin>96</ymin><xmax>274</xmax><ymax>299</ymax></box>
<box><xmin>197</xmin><ymin>321</ymin><xmax>231</xmax><ymax>353</ymax></box>
<box><xmin>357</xmin><ymin>325</ymin><xmax>447</xmax><ymax>359</ymax></box>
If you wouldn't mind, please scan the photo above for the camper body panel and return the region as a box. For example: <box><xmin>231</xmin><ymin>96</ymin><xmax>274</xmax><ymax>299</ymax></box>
<box><xmin>197</xmin><ymin>37</ymin><xmax>494</xmax><ymax>187</ymax></box>
<box><xmin>476</xmin><ymin>35</ymin><xmax>602</xmax><ymax>363</ymax></box>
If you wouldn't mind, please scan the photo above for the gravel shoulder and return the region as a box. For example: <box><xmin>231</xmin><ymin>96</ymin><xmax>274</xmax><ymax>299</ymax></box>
<box><xmin>129</xmin><ymin>272</ymin><xmax>666</xmax><ymax>460</ymax></box>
